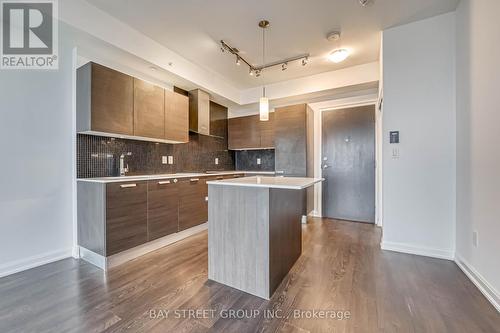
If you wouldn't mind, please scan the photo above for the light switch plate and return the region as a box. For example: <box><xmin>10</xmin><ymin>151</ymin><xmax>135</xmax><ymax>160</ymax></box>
<box><xmin>168</xmin><ymin>156</ymin><xmax>174</xmax><ymax>165</ymax></box>
<box><xmin>392</xmin><ymin>148</ymin><xmax>400</xmax><ymax>159</ymax></box>
<box><xmin>162</xmin><ymin>156</ymin><xmax>168</xmax><ymax>164</ymax></box>
<box><xmin>257</xmin><ymin>158</ymin><xmax>261</xmax><ymax>165</ymax></box>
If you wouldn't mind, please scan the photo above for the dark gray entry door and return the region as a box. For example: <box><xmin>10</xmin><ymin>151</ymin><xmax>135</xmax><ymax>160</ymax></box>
<box><xmin>321</xmin><ymin>105</ymin><xmax>375</xmax><ymax>223</ymax></box>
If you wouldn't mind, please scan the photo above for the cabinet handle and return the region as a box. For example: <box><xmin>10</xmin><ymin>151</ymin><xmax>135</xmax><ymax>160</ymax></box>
<box><xmin>190</xmin><ymin>178</ymin><xmax>199</xmax><ymax>182</ymax></box>
<box><xmin>158</xmin><ymin>180</ymin><xmax>171</xmax><ymax>185</ymax></box>
<box><xmin>276</xmin><ymin>170</ymin><xmax>285</xmax><ymax>174</ymax></box>
<box><xmin>120</xmin><ymin>184</ymin><xmax>137</xmax><ymax>188</ymax></box>
<box><xmin>216</xmin><ymin>176</ymin><xmax>224</xmax><ymax>180</ymax></box>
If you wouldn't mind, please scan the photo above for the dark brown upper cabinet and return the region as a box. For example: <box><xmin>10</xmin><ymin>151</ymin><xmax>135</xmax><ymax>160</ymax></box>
<box><xmin>77</xmin><ymin>62</ymin><xmax>189</xmax><ymax>144</ymax></box>
<box><xmin>209</xmin><ymin>101</ymin><xmax>228</xmax><ymax>139</ymax></box>
<box><xmin>228</xmin><ymin>113</ymin><xmax>275</xmax><ymax>150</ymax></box>
<box><xmin>165</xmin><ymin>90</ymin><xmax>189</xmax><ymax>143</ymax></box>
<box><xmin>134</xmin><ymin>78</ymin><xmax>165</xmax><ymax>140</ymax></box>
<box><xmin>274</xmin><ymin>104</ymin><xmax>314</xmax><ymax>177</ymax></box>
<box><xmin>77</xmin><ymin>62</ymin><xmax>134</xmax><ymax>136</ymax></box>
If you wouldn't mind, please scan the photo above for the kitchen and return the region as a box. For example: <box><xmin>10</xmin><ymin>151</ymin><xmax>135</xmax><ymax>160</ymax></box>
<box><xmin>76</xmin><ymin>62</ymin><xmax>320</xmax><ymax>288</ymax></box>
<box><xmin>1</xmin><ymin>0</ymin><xmax>499</xmax><ymax>332</ymax></box>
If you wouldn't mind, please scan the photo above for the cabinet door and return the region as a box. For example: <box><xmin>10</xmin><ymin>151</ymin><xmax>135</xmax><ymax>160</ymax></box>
<box><xmin>91</xmin><ymin>63</ymin><xmax>134</xmax><ymax>135</ymax></box>
<box><xmin>134</xmin><ymin>79</ymin><xmax>165</xmax><ymax>139</ymax></box>
<box><xmin>178</xmin><ymin>177</ymin><xmax>207</xmax><ymax>231</ymax></box>
<box><xmin>209</xmin><ymin>101</ymin><xmax>228</xmax><ymax>138</ymax></box>
<box><xmin>165</xmin><ymin>90</ymin><xmax>189</xmax><ymax>142</ymax></box>
<box><xmin>259</xmin><ymin>111</ymin><xmax>275</xmax><ymax>148</ymax></box>
<box><xmin>274</xmin><ymin>104</ymin><xmax>307</xmax><ymax>176</ymax></box>
<box><xmin>147</xmin><ymin>179</ymin><xmax>179</xmax><ymax>241</ymax></box>
<box><xmin>228</xmin><ymin>115</ymin><xmax>260</xmax><ymax>149</ymax></box>
<box><xmin>106</xmin><ymin>182</ymin><xmax>147</xmax><ymax>255</ymax></box>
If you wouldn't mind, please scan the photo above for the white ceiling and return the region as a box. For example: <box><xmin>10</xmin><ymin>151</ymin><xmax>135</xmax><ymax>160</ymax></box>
<box><xmin>85</xmin><ymin>0</ymin><xmax>458</xmax><ymax>89</ymax></box>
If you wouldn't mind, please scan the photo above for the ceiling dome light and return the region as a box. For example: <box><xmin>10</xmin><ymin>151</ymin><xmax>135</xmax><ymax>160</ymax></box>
<box><xmin>328</xmin><ymin>49</ymin><xmax>349</xmax><ymax>63</ymax></box>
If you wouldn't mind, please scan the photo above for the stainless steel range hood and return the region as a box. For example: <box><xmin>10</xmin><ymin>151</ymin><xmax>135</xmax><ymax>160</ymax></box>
<box><xmin>189</xmin><ymin>89</ymin><xmax>211</xmax><ymax>136</ymax></box>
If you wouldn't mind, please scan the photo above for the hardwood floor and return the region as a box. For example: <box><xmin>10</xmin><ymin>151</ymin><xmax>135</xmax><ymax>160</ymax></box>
<box><xmin>0</xmin><ymin>218</ymin><xmax>498</xmax><ymax>332</ymax></box>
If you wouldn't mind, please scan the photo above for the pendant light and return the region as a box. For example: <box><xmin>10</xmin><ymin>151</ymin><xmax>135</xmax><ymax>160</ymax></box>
<box><xmin>259</xmin><ymin>20</ymin><xmax>269</xmax><ymax>121</ymax></box>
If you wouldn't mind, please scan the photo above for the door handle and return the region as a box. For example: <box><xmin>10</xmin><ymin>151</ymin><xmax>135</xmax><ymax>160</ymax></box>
<box><xmin>120</xmin><ymin>183</ymin><xmax>137</xmax><ymax>188</ymax></box>
<box><xmin>322</xmin><ymin>165</ymin><xmax>331</xmax><ymax>169</ymax></box>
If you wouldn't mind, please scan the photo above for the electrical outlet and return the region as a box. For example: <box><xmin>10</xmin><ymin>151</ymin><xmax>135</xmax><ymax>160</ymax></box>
<box><xmin>215</xmin><ymin>158</ymin><xmax>219</xmax><ymax>165</ymax></box>
<box><xmin>168</xmin><ymin>156</ymin><xmax>174</xmax><ymax>165</ymax></box>
<box><xmin>257</xmin><ymin>158</ymin><xmax>261</xmax><ymax>165</ymax></box>
<box><xmin>162</xmin><ymin>156</ymin><xmax>168</xmax><ymax>164</ymax></box>
<box><xmin>473</xmin><ymin>231</ymin><xmax>478</xmax><ymax>247</ymax></box>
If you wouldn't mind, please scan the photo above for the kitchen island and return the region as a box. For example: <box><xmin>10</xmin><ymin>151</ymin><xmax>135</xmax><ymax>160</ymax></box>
<box><xmin>207</xmin><ymin>176</ymin><xmax>323</xmax><ymax>299</ymax></box>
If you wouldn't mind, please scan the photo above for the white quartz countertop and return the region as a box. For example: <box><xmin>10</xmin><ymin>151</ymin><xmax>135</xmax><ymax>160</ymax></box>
<box><xmin>77</xmin><ymin>171</ymin><xmax>272</xmax><ymax>183</ymax></box>
<box><xmin>206</xmin><ymin>176</ymin><xmax>323</xmax><ymax>190</ymax></box>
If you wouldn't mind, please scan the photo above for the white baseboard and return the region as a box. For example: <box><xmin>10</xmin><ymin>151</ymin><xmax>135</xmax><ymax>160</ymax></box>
<box><xmin>72</xmin><ymin>246</ymin><xmax>80</xmax><ymax>259</ymax></box>
<box><xmin>455</xmin><ymin>255</ymin><xmax>500</xmax><ymax>313</ymax></box>
<box><xmin>0</xmin><ymin>248</ymin><xmax>73</xmax><ymax>278</ymax></box>
<box><xmin>308</xmin><ymin>210</ymin><xmax>321</xmax><ymax>218</ymax></box>
<box><xmin>79</xmin><ymin>247</ymin><xmax>106</xmax><ymax>270</ymax></box>
<box><xmin>380</xmin><ymin>241</ymin><xmax>455</xmax><ymax>260</ymax></box>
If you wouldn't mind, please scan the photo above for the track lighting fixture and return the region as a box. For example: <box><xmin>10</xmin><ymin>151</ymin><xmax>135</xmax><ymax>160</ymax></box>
<box><xmin>219</xmin><ymin>24</ymin><xmax>309</xmax><ymax>76</ymax></box>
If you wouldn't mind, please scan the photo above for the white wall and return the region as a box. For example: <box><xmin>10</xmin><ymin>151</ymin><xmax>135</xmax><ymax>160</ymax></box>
<box><xmin>381</xmin><ymin>13</ymin><xmax>456</xmax><ymax>259</ymax></box>
<box><xmin>455</xmin><ymin>0</ymin><xmax>500</xmax><ymax>309</ymax></box>
<box><xmin>0</xmin><ymin>26</ymin><xmax>75</xmax><ymax>277</ymax></box>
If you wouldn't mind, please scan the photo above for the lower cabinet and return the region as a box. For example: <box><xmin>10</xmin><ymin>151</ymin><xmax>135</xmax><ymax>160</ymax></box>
<box><xmin>79</xmin><ymin>173</ymin><xmax>246</xmax><ymax>257</ymax></box>
<box><xmin>106</xmin><ymin>181</ymin><xmax>148</xmax><ymax>256</ymax></box>
<box><xmin>178</xmin><ymin>177</ymin><xmax>207</xmax><ymax>231</ymax></box>
<box><xmin>147</xmin><ymin>179</ymin><xmax>179</xmax><ymax>241</ymax></box>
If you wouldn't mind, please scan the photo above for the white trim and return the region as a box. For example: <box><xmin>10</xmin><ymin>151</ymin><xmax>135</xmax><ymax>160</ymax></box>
<box><xmin>79</xmin><ymin>247</ymin><xmax>106</xmax><ymax>270</ymax></box>
<box><xmin>0</xmin><ymin>248</ymin><xmax>73</xmax><ymax>278</ymax></box>
<box><xmin>455</xmin><ymin>255</ymin><xmax>500</xmax><ymax>313</ymax></box>
<box><xmin>71</xmin><ymin>47</ymin><xmax>80</xmax><ymax>259</ymax></box>
<box><xmin>380</xmin><ymin>241</ymin><xmax>455</xmax><ymax>260</ymax></box>
<box><xmin>310</xmin><ymin>95</ymin><xmax>379</xmax><ymax>219</ymax></box>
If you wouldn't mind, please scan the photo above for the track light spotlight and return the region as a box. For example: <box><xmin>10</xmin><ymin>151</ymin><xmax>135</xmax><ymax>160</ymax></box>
<box><xmin>255</xmin><ymin>69</ymin><xmax>261</xmax><ymax>77</ymax></box>
<box><xmin>282</xmin><ymin>62</ymin><xmax>288</xmax><ymax>71</ymax></box>
<box><xmin>249</xmin><ymin>68</ymin><xmax>254</xmax><ymax>76</ymax></box>
<box><xmin>302</xmin><ymin>57</ymin><xmax>308</xmax><ymax>66</ymax></box>
<box><xmin>236</xmin><ymin>57</ymin><xmax>241</xmax><ymax>66</ymax></box>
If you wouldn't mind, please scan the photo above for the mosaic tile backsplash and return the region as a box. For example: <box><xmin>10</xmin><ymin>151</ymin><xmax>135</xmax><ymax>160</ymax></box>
<box><xmin>235</xmin><ymin>149</ymin><xmax>275</xmax><ymax>172</ymax></box>
<box><xmin>77</xmin><ymin>133</ymin><xmax>235</xmax><ymax>178</ymax></box>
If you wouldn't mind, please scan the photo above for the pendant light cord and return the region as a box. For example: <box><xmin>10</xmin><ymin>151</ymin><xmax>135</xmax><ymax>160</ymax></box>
<box><xmin>262</xmin><ymin>24</ymin><xmax>266</xmax><ymax>97</ymax></box>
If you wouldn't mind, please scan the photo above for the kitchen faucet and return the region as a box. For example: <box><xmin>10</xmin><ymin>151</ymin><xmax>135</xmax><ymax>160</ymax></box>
<box><xmin>119</xmin><ymin>152</ymin><xmax>132</xmax><ymax>176</ymax></box>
